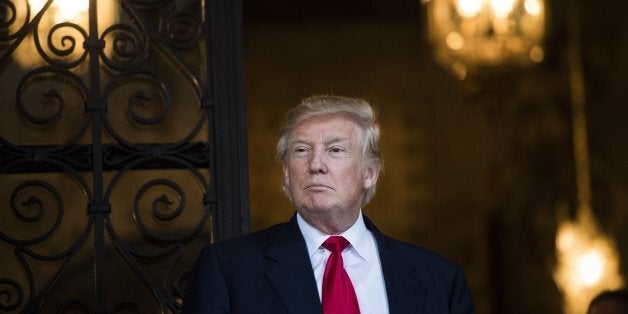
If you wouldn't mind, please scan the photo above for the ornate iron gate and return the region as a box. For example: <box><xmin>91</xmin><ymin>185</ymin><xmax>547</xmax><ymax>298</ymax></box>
<box><xmin>0</xmin><ymin>0</ymin><xmax>248</xmax><ymax>313</ymax></box>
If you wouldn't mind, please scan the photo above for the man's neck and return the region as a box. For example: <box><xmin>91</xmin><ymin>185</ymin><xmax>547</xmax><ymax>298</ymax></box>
<box><xmin>298</xmin><ymin>210</ymin><xmax>360</xmax><ymax>235</ymax></box>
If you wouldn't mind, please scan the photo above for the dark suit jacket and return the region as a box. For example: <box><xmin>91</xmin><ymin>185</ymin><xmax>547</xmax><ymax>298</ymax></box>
<box><xmin>182</xmin><ymin>215</ymin><xmax>476</xmax><ymax>314</ymax></box>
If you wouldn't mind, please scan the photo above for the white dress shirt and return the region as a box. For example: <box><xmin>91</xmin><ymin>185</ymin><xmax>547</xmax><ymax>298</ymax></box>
<box><xmin>297</xmin><ymin>211</ymin><xmax>389</xmax><ymax>314</ymax></box>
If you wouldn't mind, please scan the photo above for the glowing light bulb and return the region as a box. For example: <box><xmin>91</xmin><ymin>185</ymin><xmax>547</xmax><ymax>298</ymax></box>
<box><xmin>578</xmin><ymin>250</ymin><xmax>604</xmax><ymax>286</ymax></box>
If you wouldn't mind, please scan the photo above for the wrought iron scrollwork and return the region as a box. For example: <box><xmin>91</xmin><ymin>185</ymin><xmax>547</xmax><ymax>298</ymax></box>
<box><xmin>130</xmin><ymin>176</ymin><xmax>209</xmax><ymax>242</ymax></box>
<box><xmin>100</xmin><ymin>22</ymin><xmax>148</xmax><ymax>71</ymax></box>
<box><xmin>162</xmin><ymin>10</ymin><xmax>202</xmax><ymax>50</ymax></box>
<box><xmin>0</xmin><ymin>0</ymin><xmax>30</xmax><ymax>41</ymax></box>
<box><xmin>0</xmin><ymin>279</ymin><xmax>23</xmax><ymax>312</ymax></box>
<box><xmin>0</xmin><ymin>170</ymin><xmax>92</xmax><ymax>313</ymax></box>
<box><xmin>33</xmin><ymin>19</ymin><xmax>89</xmax><ymax>68</ymax></box>
<box><xmin>0</xmin><ymin>1</ymin><xmax>17</xmax><ymax>28</ymax></box>
<box><xmin>103</xmin><ymin>70</ymin><xmax>172</xmax><ymax>126</ymax></box>
<box><xmin>16</xmin><ymin>66</ymin><xmax>88</xmax><ymax>126</ymax></box>
<box><xmin>1</xmin><ymin>0</ymin><xmax>248</xmax><ymax>313</ymax></box>
<box><xmin>4</xmin><ymin>180</ymin><xmax>62</xmax><ymax>245</ymax></box>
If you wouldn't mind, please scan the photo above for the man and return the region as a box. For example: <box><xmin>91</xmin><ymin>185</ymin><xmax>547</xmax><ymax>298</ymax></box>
<box><xmin>182</xmin><ymin>95</ymin><xmax>476</xmax><ymax>313</ymax></box>
<box><xmin>588</xmin><ymin>289</ymin><xmax>628</xmax><ymax>314</ymax></box>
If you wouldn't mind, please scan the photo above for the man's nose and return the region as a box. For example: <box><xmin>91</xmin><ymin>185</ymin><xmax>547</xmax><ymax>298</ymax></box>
<box><xmin>308</xmin><ymin>149</ymin><xmax>328</xmax><ymax>174</ymax></box>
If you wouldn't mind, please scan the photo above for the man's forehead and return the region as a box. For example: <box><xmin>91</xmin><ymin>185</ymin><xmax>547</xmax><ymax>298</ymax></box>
<box><xmin>289</xmin><ymin>135</ymin><xmax>351</xmax><ymax>145</ymax></box>
<box><xmin>294</xmin><ymin>114</ymin><xmax>361</xmax><ymax>132</ymax></box>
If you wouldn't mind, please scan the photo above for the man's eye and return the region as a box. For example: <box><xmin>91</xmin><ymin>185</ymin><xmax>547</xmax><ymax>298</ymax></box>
<box><xmin>294</xmin><ymin>147</ymin><xmax>308</xmax><ymax>153</ymax></box>
<box><xmin>329</xmin><ymin>147</ymin><xmax>345</xmax><ymax>153</ymax></box>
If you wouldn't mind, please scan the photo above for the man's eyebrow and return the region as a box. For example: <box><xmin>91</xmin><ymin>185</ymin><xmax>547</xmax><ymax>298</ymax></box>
<box><xmin>287</xmin><ymin>138</ymin><xmax>312</xmax><ymax>147</ymax></box>
<box><xmin>324</xmin><ymin>136</ymin><xmax>349</xmax><ymax>145</ymax></box>
<box><xmin>287</xmin><ymin>136</ymin><xmax>350</xmax><ymax>147</ymax></box>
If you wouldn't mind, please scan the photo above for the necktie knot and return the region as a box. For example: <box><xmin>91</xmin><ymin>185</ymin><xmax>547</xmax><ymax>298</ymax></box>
<box><xmin>322</xmin><ymin>236</ymin><xmax>350</xmax><ymax>253</ymax></box>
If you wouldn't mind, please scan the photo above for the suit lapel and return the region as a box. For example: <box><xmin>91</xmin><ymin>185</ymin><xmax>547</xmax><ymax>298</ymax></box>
<box><xmin>264</xmin><ymin>216</ymin><xmax>322</xmax><ymax>314</ymax></box>
<box><xmin>366</xmin><ymin>217</ymin><xmax>428</xmax><ymax>314</ymax></box>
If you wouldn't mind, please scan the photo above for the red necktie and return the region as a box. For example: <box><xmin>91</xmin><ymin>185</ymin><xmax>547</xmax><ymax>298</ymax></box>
<box><xmin>321</xmin><ymin>236</ymin><xmax>360</xmax><ymax>314</ymax></box>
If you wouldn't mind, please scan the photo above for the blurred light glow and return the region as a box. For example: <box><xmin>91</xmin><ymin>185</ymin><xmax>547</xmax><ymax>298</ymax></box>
<box><xmin>29</xmin><ymin>0</ymin><xmax>46</xmax><ymax>13</ymax></box>
<box><xmin>446</xmin><ymin>32</ymin><xmax>465</xmax><ymax>50</ymax></box>
<box><xmin>451</xmin><ymin>61</ymin><xmax>468</xmax><ymax>80</ymax></box>
<box><xmin>529</xmin><ymin>46</ymin><xmax>544</xmax><ymax>63</ymax></box>
<box><xmin>456</xmin><ymin>0</ymin><xmax>484</xmax><ymax>18</ymax></box>
<box><xmin>55</xmin><ymin>0</ymin><xmax>89</xmax><ymax>21</ymax></box>
<box><xmin>524</xmin><ymin>0</ymin><xmax>542</xmax><ymax>15</ymax></box>
<box><xmin>29</xmin><ymin>0</ymin><xmax>89</xmax><ymax>23</ymax></box>
<box><xmin>553</xmin><ymin>218</ymin><xmax>624</xmax><ymax>314</ymax></box>
<box><xmin>490</xmin><ymin>0</ymin><xmax>516</xmax><ymax>19</ymax></box>
<box><xmin>556</xmin><ymin>223</ymin><xmax>576</xmax><ymax>251</ymax></box>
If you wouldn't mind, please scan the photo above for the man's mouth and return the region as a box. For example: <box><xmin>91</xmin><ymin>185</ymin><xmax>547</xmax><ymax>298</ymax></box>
<box><xmin>306</xmin><ymin>183</ymin><xmax>332</xmax><ymax>190</ymax></box>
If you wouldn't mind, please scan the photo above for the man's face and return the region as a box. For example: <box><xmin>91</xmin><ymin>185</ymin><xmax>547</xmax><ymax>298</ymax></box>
<box><xmin>283</xmin><ymin>114</ymin><xmax>378</xmax><ymax>220</ymax></box>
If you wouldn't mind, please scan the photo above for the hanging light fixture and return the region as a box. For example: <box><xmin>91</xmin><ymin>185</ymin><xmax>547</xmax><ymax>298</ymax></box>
<box><xmin>552</xmin><ymin>2</ymin><xmax>624</xmax><ymax>313</ymax></box>
<box><xmin>424</xmin><ymin>0</ymin><xmax>546</xmax><ymax>79</ymax></box>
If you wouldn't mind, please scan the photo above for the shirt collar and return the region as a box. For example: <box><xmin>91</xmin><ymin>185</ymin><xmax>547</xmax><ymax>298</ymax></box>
<box><xmin>297</xmin><ymin>211</ymin><xmax>371</xmax><ymax>262</ymax></box>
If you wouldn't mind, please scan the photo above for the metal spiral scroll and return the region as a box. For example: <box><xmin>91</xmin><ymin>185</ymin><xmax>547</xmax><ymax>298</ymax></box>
<box><xmin>162</xmin><ymin>10</ymin><xmax>202</xmax><ymax>50</ymax></box>
<box><xmin>135</xmin><ymin>179</ymin><xmax>185</xmax><ymax>222</ymax></box>
<box><xmin>0</xmin><ymin>0</ymin><xmax>30</xmax><ymax>41</ymax></box>
<box><xmin>125</xmin><ymin>79</ymin><xmax>171</xmax><ymax>126</ymax></box>
<box><xmin>0</xmin><ymin>0</ymin><xmax>17</xmax><ymax>29</ymax></box>
<box><xmin>15</xmin><ymin>66</ymin><xmax>88</xmax><ymax>127</ymax></box>
<box><xmin>130</xmin><ymin>174</ymin><xmax>209</xmax><ymax>239</ymax></box>
<box><xmin>12</xmin><ymin>65</ymin><xmax>91</xmax><ymax>156</ymax></box>
<box><xmin>105</xmin><ymin>160</ymin><xmax>211</xmax><ymax>243</ymax></box>
<box><xmin>33</xmin><ymin>21</ymin><xmax>89</xmax><ymax>69</ymax></box>
<box><xmin>100</xmin><ymin>23</ymin><xmax>148</xmax><ymax>71</ymax></box>
<box><xmin>2</xmin><ymin>180</ymin><xmax>63</xmax><ymax>245</ymax></box>
<box><xmin>0</xmin><ymin>279</ymin><xmax>23</xmax><ymax>311</ymax></box>
<box><xmin>101</xmin><ymin>71</ymin><xmax>208</xmax><ymax>155</ymax></box>
<box><xmin>102</xmin><ymin>70</ymin><xmax>175</xmax><ymax>143</ymax></box>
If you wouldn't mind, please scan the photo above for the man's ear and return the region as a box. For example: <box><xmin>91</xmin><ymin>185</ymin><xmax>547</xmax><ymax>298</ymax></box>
<box><xmin>363</xmin><ymin>164</ymin><xmax>380</xmax><ymax>190</ymax></box>
<box><xmin>282</xmin><ymin>163</ymin><xmax>290</xmax><ymax>188</ymax></box>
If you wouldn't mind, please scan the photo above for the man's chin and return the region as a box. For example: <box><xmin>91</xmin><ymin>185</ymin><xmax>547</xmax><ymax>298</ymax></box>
<box><xmin>297</xmin><ymin>199</ymin><xmax>334</xmax><ymax>213</ymax></box>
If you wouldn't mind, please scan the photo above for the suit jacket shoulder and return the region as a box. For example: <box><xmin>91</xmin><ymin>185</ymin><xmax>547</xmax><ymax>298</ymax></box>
<box><xmin>369</xmin><ymin>219</ymin><xmax>476</xmax><ymax>314</ymax></box>
<box><xmin>182</xmin><ymin>219</ymin><xmax>322</xmax><ymax>314</ymax></box>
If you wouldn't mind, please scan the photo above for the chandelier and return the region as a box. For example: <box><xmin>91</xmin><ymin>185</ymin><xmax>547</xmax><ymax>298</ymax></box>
<box><xmin>425</xmin><ymin>0</ymin><xmax>546</xmax><ymax>79</ymax></box>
